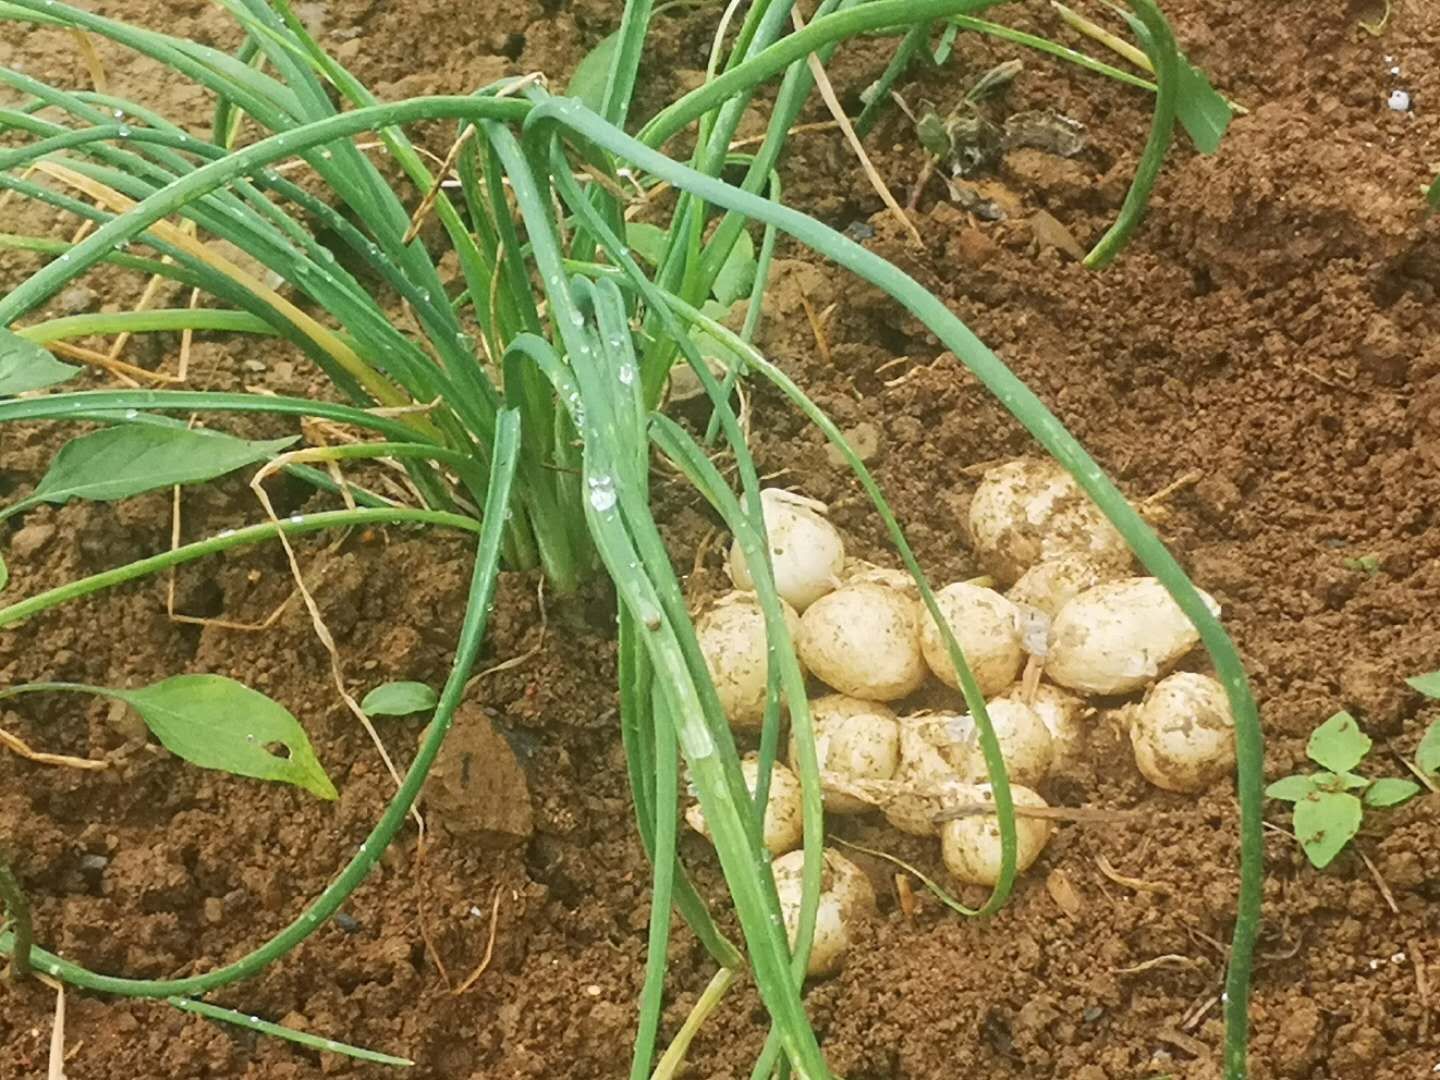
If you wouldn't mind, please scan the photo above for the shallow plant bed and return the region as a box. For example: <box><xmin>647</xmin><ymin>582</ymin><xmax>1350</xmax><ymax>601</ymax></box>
<box><xmin>1</xmin><ymin>1</ymin><xmax>1439</xmax><ymax>1078</ymax></box>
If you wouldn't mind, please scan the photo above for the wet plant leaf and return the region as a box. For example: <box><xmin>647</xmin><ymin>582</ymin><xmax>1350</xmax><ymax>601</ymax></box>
<box><xmin>1306</xmin><ymin>711</ymin><xmax>1371</xmax><ymax>774</ymax></box>
<box><xmin>1363</xmin><ymin>777</ymin><xmax>1420</xmax><ymax>808</ymax></box>
<box><xmin>361</xmin><ymin>681</ymin><xmax>438</xmax><ymax>717</ymax></box>
<box><xmin>1265</xmin><ymin>774</ymin><xmax>1321</xmax><ymax>802</ymax></box>
<box><xmin>566</xmin><ymin>31</ymin><xmax>618</xmax><ymax>114</ymax></box>
<box><xmin>1405</xmin><ymin>669</ymin><xmax>1440</xmax><ymax>699</ymax></box>
<box><xmin>0</xmin><ymin>329</ymin><xmax>80</xmax><ymax>396</ymax></box>
<box><xmin>28</xmin><ymin>425</ymin><xmax>296</xmax><ymax>507</ymax></box>
<box><xmin>117</xmin><ymin>674</ymin><xmax>336</xmax><ymax>799</ymax></box>
<box><xmin>1417</xmin><ymin>721</ymin><xmax>1440</xmax><ymax>777</ymax></box>
<box><xmin>711</xmin><ymin>229</ymin><xmax>756</xmax><ymax>307</ymax></box>
<box><xmin>1292</xmin><ymin>790</ymin><xmax>1362</xmax><ymax>869</ymax></box>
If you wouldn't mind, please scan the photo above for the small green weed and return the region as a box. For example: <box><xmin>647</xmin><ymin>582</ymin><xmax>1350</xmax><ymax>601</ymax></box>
<box><xmin>1267</xmin><ymin>703</ymin><xmax>1429</xmax><ymax>869</ymax></box>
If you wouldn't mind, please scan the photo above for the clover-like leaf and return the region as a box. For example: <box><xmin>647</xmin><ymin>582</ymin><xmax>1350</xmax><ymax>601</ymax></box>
<box><xmin>1306</xmin><ymin>711</ymin><xmax>1371</xmax><ymax>774</ymax></box>
<box><xmin>711</xmin><ymin>229</ymin><xmax>756</xmax><ymax>308</ymax></box>
<box><xmin>1292</xmin><ymin>790</ymin><xmax>1363</xmax><ymax>869</ymax></box>
<box><xmin>361</xmin><ymin>681</ymin><xmax>438</xmax><ymax>717</ymax></box>
<box><xmin>1363</xmin><ymin>778</ymin><xmax>1421</xmax><ymax>808</ymax></box>
<box><xmin>1405</xmin><ymin>670</ymin><xmax>1440</xmax><ymax>699</ymax></box>
<box><xmin>1265</xmin><ymin>774</ymin><xmax>1321</xmax><ymax>802</ymax></box>
<box><xmin>565</xmin><ymin>31</ymin><xmax>618</xmax><ymax>114</ymax></box>
<box><xmin>1417</xmin><ymin>721</ymin><xmax>1440</xmax><ymax>778</ymax></box>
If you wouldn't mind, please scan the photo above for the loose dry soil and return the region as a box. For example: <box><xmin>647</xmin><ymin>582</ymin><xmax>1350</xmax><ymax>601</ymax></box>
<box><xmin>2</xmin><ymin>0</ymin><xmax>1439</xmax><ymax>1077</ymax></box>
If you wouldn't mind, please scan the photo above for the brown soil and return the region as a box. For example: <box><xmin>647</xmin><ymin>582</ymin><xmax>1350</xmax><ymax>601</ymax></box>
<box><xmin>3</xmin><ymin>1</ymin><xmax>1440</xmax><ymax>1078</ymax></box>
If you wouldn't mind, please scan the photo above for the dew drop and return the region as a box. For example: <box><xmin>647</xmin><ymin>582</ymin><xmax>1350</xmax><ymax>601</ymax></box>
<box><xmin>218</xmin><ymin>529</ymin><xmax>236</xmax><ymax>539</ymax></box>
<box><xmin>618</xmin><ymin>362</ymin><xmax>635</xmax><ymax>386</ymax></box>
<box><xmin>587</xmin><ymin>475</ymin><xmax>617</xmax><ymax>513</ymax></box>
<box><xmin>289</xmin><ymin>513</ymin><xmax>304</xmax><ymax>524</ymax></box>
<box><xmin>123</xmin><ymin>408</ymin><xmax>138</xmax><ymax>419</ymax></box>
<box><xmin>116</xmin><ymin>124</ymin><xmax>131</xmax><ymax>138</ymax></box>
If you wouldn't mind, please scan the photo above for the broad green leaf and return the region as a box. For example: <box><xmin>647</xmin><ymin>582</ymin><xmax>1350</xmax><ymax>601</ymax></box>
<box><xmin>1335</xmin><ymin>771</ymin><xmax>1372</xmax><ymax>790</ymax></box>
<box><xmin>28</xmin><ymin>425</ymin><xmax>296</xmax><ymax>507</ymax></box>
<box><xmin>1418</xmin><ymin>720</ymin><xmax>1440</xmax><ymax>777</ymax></box>
<box><xmin>1173</xmin><ymin>57</ymin><xmax>1232</xmax><ymax>154</ymax></box>
<box><xmin>0</xmin><ymin>329</ymin><xmax>80</xmax><ymax>395</ymax></box>
<box><xmin>1116</xmin><ymin>13</ymin><xmax>1231</xmax><ymax>154</ymax></box>
<box><xmin>1307</xmin><ymin>711</ymin><xmax>1371</xmax><ymax>774</ymax></box>
<box><xmin>1405</xmin><ymin>670</ymin><xmax>1440</xmax><ymax>699</ymax></box>
<box><xmin>625</xmin><ymin>222</ymin><xmax>668</xmax><ymax>267</ymax></box>
<box><xmin>1265</xmin><ymin>773</ymin><xmax>1321</xmax><ymax>802</ymax></box>
<box><xmin>361</xmin><ymin>681</ymin><xmax>438</xmax><ymax>717</ymax></box>
<box><xmin>1293</xmin><ymin>790</ymin><xmax>1362</xmax><ymax>869</ymax></box>
<box><xmin>1363</xmin><ymin>778</ymin><xmax>1421</xmax><ymax>808</ymax></box>
<box><xmin>691</xmin><ymin>299</ymin><xmax>748</xmax><ymax>371</ymax></box>
<box><xmin>711</xmin><ymin>229</ymin><xmax>756</xmax><ymax>308</ymax></box>
<box><xmin>118</xmin><ymin>674</ymin><xmax>336</xmax><ymax>799</ymax></box>
<box><xmin>565</xmin><ymin>31</ymin><xmax>618</xmax><ymax>114</ymax></box>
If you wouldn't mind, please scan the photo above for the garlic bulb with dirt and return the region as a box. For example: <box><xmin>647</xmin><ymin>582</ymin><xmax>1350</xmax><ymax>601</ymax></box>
<box><xmin>878</xmin><ymin>718</ymin><xmax>983</xmax><ymax>836</ymax></box>
<box><xmin>695</xmin><ymin>591</ymin><xmax>803</xmax><ymax>731</ymax></box>
<box><xmin>771</xmin><ymin>848</ymin><xmax>877</xmax><ymax>976</ymax></box>
<box><xmin>996</xmin><ymin>682</ymin><xmax>1086</xmax><ymax>769</ymax></box>
<box><xmin>728</xmin><ymin>488</ymin><xmax>845</xmax><ymax>612</ymax></box>
<box><xmin>907</xmin><ymin>701</ymin><xmax>1054</xmax><ymax>789</ymax></box>
<box><xmin>798</xmin><ymin>582</ymin><xmax>927</xmax><ymax>701</ymax></box>
<box><xmin>685</xmin><ymin>755</ymin><xmax>805</xmax><ymax>855</ymax></box>
<box><xmin>1129</xmin><ymin>672</ymin><xmax>1236</xmax><ymax>793</ymax></box>
<box><xmin>1045</xmin><ymin>577</ymin><xmax>1219</xmax><ymax>696</ymax></box>
<box><xmin>966</xmin><ymin>458</ymin><xmax>1132</xmax><ymax>586</ymax></box>
<box><xmin>918</xmin><ymin>582</ymin><xmax>1025</xmax><ymax>697</ymax></box>
<box><xmin>788</xmin><ymin>694</ymin><xmax>900</xmax><ymax>813</ymax></box>
<box><xmin>940</xmin><ymin>783</ymin><xmax>1052</xmax><ymax>886</ymax></box>
<box><xmin>1007</xmin><ymin>555</ymin><xmax>1112</xmax><ymax>618</ymax></box>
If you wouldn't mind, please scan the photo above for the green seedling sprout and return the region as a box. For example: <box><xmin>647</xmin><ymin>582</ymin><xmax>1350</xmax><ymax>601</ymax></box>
<box><xmin>1266</xmin><ymin>711</ymin><xmax>1422</xmax><ymax>869</ymax></box>
<box><xmin>0</xmin><ymin>0</ymin><xmax>1261</xmax><ymax>1075</ymax></box>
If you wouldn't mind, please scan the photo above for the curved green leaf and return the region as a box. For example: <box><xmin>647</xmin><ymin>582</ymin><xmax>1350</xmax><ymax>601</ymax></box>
<box><xmin>118</xmin><ymin>674</ymin><xmax>336</xmax><ymax>799</ymax></box>
<box><xmin>22</xmin><ymin>425</ymin><xmax>297</xmax><ymax>510</ymax></box>
<box><xmin>361</xmin><ymin>681</ymin><xmax>438</xmax><ymax>717</ymax></box>
<box><xmin>710</xmin><ymin>228</ymin><xmax>756</xmax><ymax>307</ymax></box>
<box><xmin>1306</xmin><ymin>711</ymin><xmax>1371</xmax><ymax>774</ymax></box>
<box><xmin>566</xmin><ymin>31</ymin><xmax>620</xmax><ymax>114</ymax></box>
<box><xmin>1405</xmin><ymin>669</ymin><xmax>1440</xmax><ymax>699</ymax></box>
<box><xmin>0</xmin><ymin>328</ymin><xmax>79</xmax><ymax>395</ymax></box>
<box><xmin>1264</xmin><ymin>774</ymin><xmax>1319</xmax><ymax>802</ymax></box>
<box><xmin>1293</xmin><ymin>791</ymin><xmax>1362</xmax><ymax>869</ymax></box>
<box><xmin>1363</xmin><ymin>777</ymin><xmax>1420</xmax><ymax>808</ymax></box>
<box><xmin>1418</xmin><ymin>721</ymin><xmax>1440</xmax><ymax>777</ymax></box>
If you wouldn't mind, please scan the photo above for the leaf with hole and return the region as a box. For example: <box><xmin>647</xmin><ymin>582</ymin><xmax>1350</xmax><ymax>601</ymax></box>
<box><xmin>24</xmin><ymin>425</ymin><xmax>297</xmax><ymax>510</ymax></box>
<box><xmin>0</xmin><ymin>328</ymin><xmax>80</xmax><ymax>396</ymax></box>
<box><xmin>116</xmin><ymin>674</ymin><xmax>336</xmax><ymax>799</ymax></box>
<box><xmin>1265</xmin><ymin>773</ymin><xmax>1321</xmax><ymax>802</ymax></box>
<box><xmin>361</xmin><ymin>681</ymin><xmax>438</xmax><ymax>717</ymax></box>
<box><xmin>1418</xmin><ymin>721</ymin><xmax>1440</xmax><ymax>777</ymax></box>
<box><xmin>1405</xmin><ymin>669</ymin><xmax>1440</xmax><ymax>699</ymax></box>
<box><xmin>566</xmin><ymin>31</ymin><xmax>619</xmax><ymax>114</ymax></box>
<box><xmin>1306</xmin><ymin>711</ymin><xmax>1371</xmax><ymax>774</ymax></box>
<box><xmin>710</xmin><ymin>229</ymin><xmax>757</xmax><ymax>308</ymax></box>
<box><xmin>1363</xmin><ymin>777</ymin><xmax>1420</xmax><ymax>808</ymax></box>
<box><xmin>1292</xmin><ymin>790</ymin><xmax>1362</xmax><ymax>869</ymax></box>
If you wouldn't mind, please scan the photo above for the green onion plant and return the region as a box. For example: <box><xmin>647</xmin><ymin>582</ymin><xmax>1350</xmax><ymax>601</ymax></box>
<box><xmin>0</xmin><ymin>0</ymin><xmax>1262</xmax><ymax>1076</ymax></box>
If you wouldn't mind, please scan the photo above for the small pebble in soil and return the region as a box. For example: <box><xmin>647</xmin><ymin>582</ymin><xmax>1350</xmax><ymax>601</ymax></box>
<box><xmin>843</xmin><ymin>221</ymin><xmax>875</xmax><ymax>241</ymax></box>
<box><xmin>1387</xmin><ymin>89</ymin><xmax>1411</xmax><ymax>112</ymax></box>
<box><xmin>334</xmin><ymin>911</ymin><xmax>360</xmax><ymax>933</ymax></box>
